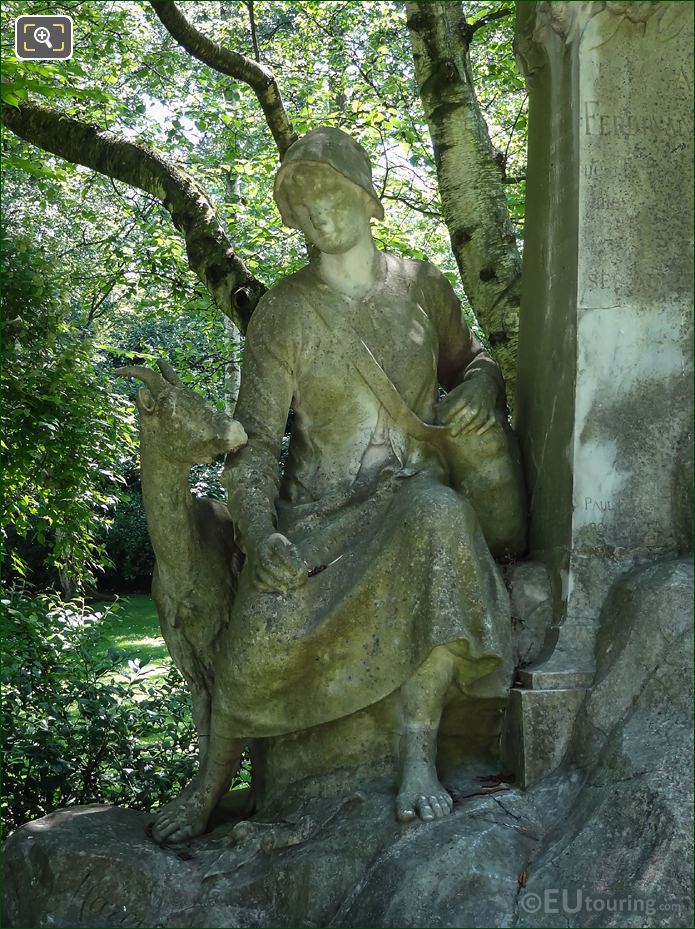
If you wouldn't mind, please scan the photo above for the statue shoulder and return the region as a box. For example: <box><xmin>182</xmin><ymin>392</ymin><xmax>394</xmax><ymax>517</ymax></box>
<box><xmin>248</xmin><ymin>267</ymin><xmax>313</xmax><ymax>332</ymax></box>
<box><xmin>412</xmin><ymin>258</ymin><xmax>455</xmax><ymax>296</ymax></box>
<box><xmin>384</xmin><ymin>255</ymin><xmax>458</xmax><ymax>323</ymax></box>
<box><xmin>384</xmin><ymin>253</ymin><xmax>453</xmax><ymax>299</ymax></box>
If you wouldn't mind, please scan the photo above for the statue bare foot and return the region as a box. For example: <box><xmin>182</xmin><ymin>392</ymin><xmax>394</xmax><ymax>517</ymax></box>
<box><xmin>396</xmin><ymin>726</ymin><xmax>453</xmax><ymax>823</ymax></box>
<box><xmin>151</xmin><ymin>778</ymin><xmax>217</xmax><ymax>844</ymax></box>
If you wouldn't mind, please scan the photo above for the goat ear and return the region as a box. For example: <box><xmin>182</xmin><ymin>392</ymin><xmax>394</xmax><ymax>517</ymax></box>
<box><xmin>137</xmin><ymin>387</ymin><xmax>156</xmax><ymax>414</ymax></box>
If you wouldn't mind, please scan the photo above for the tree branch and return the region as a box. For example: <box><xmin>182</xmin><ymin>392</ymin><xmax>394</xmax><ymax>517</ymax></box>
<box><xmin>502</xmin><ymin>92</ymin><xmax>528</xmax><ymax>169</ymax></box>
<box><xmin>2</xmin><ymin>102</ymin><xmax>262</xmax><ymax>331</ymax></box>
<box><xmin>381</xmin><ymin>192</ymin><xmax>442</xmax><ymax>219</ymax></box>
<box><xmin>246</xmin><ymin>1</ymin><xmax>261</xmax><ymax>63</ymax></box>
<box><xmin>149</xmin><ymin>1</ymin><xmax>296</xmax><ymax>157</ymax></box>
<box><xmin>464</xmin><ymin>7</ymin><xmax>513</xmax><ymax>41</ymax></box>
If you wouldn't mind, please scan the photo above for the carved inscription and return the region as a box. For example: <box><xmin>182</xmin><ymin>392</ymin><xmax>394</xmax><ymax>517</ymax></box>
<box><xmin>584</xmin><ymin>496</ymin><xmax>615</xmax><ymax>514</ymax></box>
<box><xmin>584</xmin><ymin>497</ymin><xmax>614</xmax><ymax>531</ymax></box>
<box><xmin>584</xmin><ymin>269</ymin><xmax>612</xmax><ymax>291</ymax></box>
<box><xmin>578</xmin><ymin>85</ymin><xmax>690</xmax><ymax>308</ymax></box>
<box><xmin>583</xmin><ymin>158</ymin><xmax>601</xmax><ymax>179</ymax></box>
<box><xmin>580</xmin><ymin>100</ymin><xmax>688</xmax><ymax>140</ymax></box>
<box><xmin>591</xmin><ymin>192</ymin><xmax>619</xmax><ymax>211</ymax></box>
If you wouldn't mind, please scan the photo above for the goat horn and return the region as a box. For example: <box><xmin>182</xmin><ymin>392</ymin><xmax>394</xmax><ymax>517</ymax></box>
<box><xmin>156</xmin><ymin>359</ymin><xmax>181</xmax><ymax>386</ymax></box>
<box><xmin>115</xmin><ymin>365</ymin><xmax>167</xmax><ymax>396</ymax></box>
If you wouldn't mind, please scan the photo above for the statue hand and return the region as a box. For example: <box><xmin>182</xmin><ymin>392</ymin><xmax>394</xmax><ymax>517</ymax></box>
<box><xmin>251</xmin><ymin>532</ymin><xmax>307</xmax><ymax>593</ymax></box>
<box><xmin>435</xmin><ymin>375</ymin><xmax>498</xmax><ymax>437</ymax></box>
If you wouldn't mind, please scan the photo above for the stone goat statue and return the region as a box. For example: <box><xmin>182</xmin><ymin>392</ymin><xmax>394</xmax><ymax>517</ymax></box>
<box><xmin>116</xmin><ymin>360</ymin><xmax>247</xmax><ymax>765</ymax></box>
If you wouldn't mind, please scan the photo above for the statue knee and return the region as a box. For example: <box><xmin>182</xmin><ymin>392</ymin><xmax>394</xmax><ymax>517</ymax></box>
<box><xmin>408</xmin><ymin>483</ymin><xmax>478</xmax><ymax>537</ymax></box>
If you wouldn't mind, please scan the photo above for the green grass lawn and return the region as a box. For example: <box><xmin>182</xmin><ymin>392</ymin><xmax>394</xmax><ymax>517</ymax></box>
<box><xmin>90</xmin><ymin>594</ymin><xmax>252</xmax><ymax>788</ymax></box>
<box><xmin>92</xmin><ymin>594</ymin><xmax>168</xmax><ymax>674</ymax></box>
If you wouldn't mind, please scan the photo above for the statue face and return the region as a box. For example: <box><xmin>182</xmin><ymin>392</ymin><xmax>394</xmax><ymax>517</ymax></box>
<box><xmin>280</xmin><ymin>164</ymin><xmax>371</xmax><ymax>254</ymax></box>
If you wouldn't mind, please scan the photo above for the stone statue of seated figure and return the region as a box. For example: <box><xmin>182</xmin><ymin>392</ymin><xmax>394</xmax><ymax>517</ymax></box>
<box><xmin>152</xmin><ymin>127</ymin><xmax>518</xmax><ymax>844</ymax></box>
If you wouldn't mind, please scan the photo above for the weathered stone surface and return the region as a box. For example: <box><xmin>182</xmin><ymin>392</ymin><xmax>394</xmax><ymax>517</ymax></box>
<box><xmin>259</xmin><ymin>690</ymin><xmax>508</xmax><ymax>810</ymax></box>
<box><xmin>2</xmin><ymin>767</ymin><xmax>583</xmax><ymax>929</ymax></box>
<box><xmin>258</xmin><ymin>563</ymin><xmax>552</xmax><ymax>808</ymax></box>
<box><xmin>502</xmin><ymin>687</ymin><xmax>587</xmax><ymax>789</ymax></box>
<box><xmin>517</xmin><ymin>557</ymin><xmax>694</xmax><ymax>927</ymax></box>
<box><xmin>508</xmin><ymin>0</ymin><xmax>693</xmax><ymax>795</ymax></box>
<box><xmin>5</xmin><ymin>565</ymin><xmax>690</xmax><ymax>929</ymax></box>
<box><xmin>514</xmin><ymin>0</ymin><xmax>693</xmax><ymax>680</ymax></box>
<box><xmin>134</xmin><ymin>126</ymin><xmax>526</xmax><ymax>844</ymax></box>
<box><xmin>6</xmin><ymin>564</ymin><xmax>693</xmax><ymax>929</ymax></box>
<box><xmin>4</xmin><ymin>757</ymin><xmax>689</xmax><ymax>928</ymax></box>
<box><xmin>116</xmin><ymin>361</ymin><xmax>247</xmax><ymax>767</ymax></box>
<box><xmin>575</xmin><ymin>556</ymin><xmax>693</xmax><ymax>764</ymax></box>
<box><xmin>506</xmin><ymin>559</ymin><xmax>553</xmax><ymax>670</ymax></box>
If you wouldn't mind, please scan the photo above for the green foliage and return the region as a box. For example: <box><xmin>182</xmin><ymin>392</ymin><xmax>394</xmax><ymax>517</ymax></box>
<box><xmin>466</xmin><ymin>2</ymin><xmax>528</xmax><ymax>235</ymax></box>
<box><xmin>0</xmin><ymin>0</ymin><xmax>528</xmax><ymax>834</ymax></box>
<box><xmin>1</xmin><ymin>1</ymin><xmax>529</xmax><ymax>592</ymax></box>
<box><xmin>1</xmin><ymin>592</ymin><xmax>198</xmax><ymax>834</ymax></box>
<box><xmin>93</xmin><ymin>594</ymin><xmax>167</xmax><ymax>666</ymax></box>
<box><xmin>1</xmin><ymin>231</ymin><xmax>136</xmax><ymax>588</ymax></box>
<box><xmin>2</xmin><ymin>1</ymin><xmax>527</xmax><ymax>325</ymax></box>
<box><xmin>189</xmin><ymin>461</ymin><xmax>226</xmax><ymax>500</ymax></box>
<box><xmin>101</xmin><ymin>488</ymin><xmax>154</xmax><ymax>590</ymax></box>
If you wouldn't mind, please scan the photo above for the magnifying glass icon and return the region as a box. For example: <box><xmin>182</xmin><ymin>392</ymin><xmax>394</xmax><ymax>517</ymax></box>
<box><xmin>33</xmin><ymin>26</ymin><xmax>53</xmax><ymax>49</ymax></box>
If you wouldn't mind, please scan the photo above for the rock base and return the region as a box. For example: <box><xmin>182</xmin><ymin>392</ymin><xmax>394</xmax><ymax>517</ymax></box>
<box><xmin>3</xmin><ymin>766</ymin><xmax>578</xmax><ymax>929</ymax></box>
<box><xmin>4</xmin><ymin>559</ymin><xmax>692</xmax><ymax>928</ymax></box>
<box><xmin>3</xmin><ymin>753</ymin><xmax>691</xmax><ymax>928</ymax></box>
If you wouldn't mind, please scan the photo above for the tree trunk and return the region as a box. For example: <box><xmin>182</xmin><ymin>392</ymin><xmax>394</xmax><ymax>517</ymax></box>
<box><xmin>406</xmin><ymin>1</ymin><xmax>521</xmax><ymax>398</ymax></box>
<box><xmin>219</xmin><ymin>0</ymin><xmax>245</xmax><ymax>412</ymax></box>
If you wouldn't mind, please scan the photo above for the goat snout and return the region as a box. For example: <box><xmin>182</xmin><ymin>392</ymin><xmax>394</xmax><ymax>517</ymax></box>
<box><xmin>217</xmin><ymin>420</ymin><xmax>247</xmax><ymax>452</ymax></box>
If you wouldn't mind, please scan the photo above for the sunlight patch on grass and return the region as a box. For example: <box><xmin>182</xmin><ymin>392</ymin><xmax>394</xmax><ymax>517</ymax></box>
<box><xmin>109</xmin><ymin>634</ymin><xmax>166</xmax><ymax>657</ymax></box>
<box><xmin>92</xmin><ymin>594</ymin><xmax>167</xmax><ymax>670</ymax></box>
<box><xmin>87</xmin><ymin>594</ymin><xmax>171</xmax><ymax>693</ymax></box>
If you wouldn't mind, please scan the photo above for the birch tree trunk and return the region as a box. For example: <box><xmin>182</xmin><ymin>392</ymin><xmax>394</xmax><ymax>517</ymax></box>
<box><xmin>219</xmin><ymin>0</ymin><xmax>246</xmax><ymax>411</ymax></box>
<box><xmin>406</xmin><ymin>1</ymin><xmax>521</xmax><ymax>398</ymax></box>
<box><xmin>4</xmin><ymin>2</ymin><xmax>524</xmax><ymax>385</ymax></box>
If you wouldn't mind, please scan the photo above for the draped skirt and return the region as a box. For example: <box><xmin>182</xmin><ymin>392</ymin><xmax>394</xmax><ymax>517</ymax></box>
<box><xmin>213</xmin><ymin>467</ymin><xmax>513</xmax><ymax>737</ymax></box>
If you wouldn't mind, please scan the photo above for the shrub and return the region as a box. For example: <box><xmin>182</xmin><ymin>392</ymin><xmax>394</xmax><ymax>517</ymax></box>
<box><xmin>102</xmin><ymin>486</ymin><xmax>154</xmax><ymax>590</ymax></box>
<box><xmin>1</xmin><ymin>591</ymin><xmax>198</xmax><ymax>835</ymax></box>
<box><xmin>1</xmin><ymin>231</ymin><xmax>136</xmax><ymax>590</ymax></box>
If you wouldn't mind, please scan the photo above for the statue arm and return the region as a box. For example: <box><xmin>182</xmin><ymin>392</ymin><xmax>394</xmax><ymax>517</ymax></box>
<box><xmin>432</xmin><ymin>269</ymin><xmax>507</xmax><ymax>413</ymax></box>
<box><xmin>222</xmin><ymin>296</ymin><xmax>295</xmax><ymax>555</ymax></box>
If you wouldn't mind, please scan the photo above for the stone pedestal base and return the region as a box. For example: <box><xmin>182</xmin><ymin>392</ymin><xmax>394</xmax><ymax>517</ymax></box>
<box><xmin>502</xmin><ymin>687</ymin><xmax>587</xmax><ymax>788</ymax></box>
<box><xmin>2</xmin><ymin>770</ymin><xmax>558</xmax><ymax>929</ymax></box>
<box><xmin>257</xmin><ymin>690</ymin><xmax>506</xmax><ymax>810</ymax></box>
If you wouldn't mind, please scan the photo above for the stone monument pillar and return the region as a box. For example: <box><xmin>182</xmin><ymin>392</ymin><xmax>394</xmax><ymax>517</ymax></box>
<box><xmin>508</xmin><ymin>1</ymin><xmax>693</xmax><ymax>783</ymax></box>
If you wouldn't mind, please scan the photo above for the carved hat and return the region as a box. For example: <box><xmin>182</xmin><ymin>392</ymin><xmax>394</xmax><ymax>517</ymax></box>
<box><xmin>273</xmin><ymin>127</ymin><xmax>385</xmax><ymax>228</ymax></box>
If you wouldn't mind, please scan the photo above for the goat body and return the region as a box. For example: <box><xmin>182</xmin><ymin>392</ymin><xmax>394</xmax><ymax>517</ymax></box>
<box><xmin>117</xmin><ymin>362</ymin><xmax>247</xmax><ymax>763</ymax></box>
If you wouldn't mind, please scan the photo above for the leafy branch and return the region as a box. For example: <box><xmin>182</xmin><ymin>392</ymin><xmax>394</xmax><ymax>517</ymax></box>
<box><xmin>149</xmin><ymin>0</ymin><xmax>296</xmax><ymax>157</ymax></box>
<box><xmin>2</xmin><ymin>102</ymin><xmax>263</xmax><ymax>331</ymax></box>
